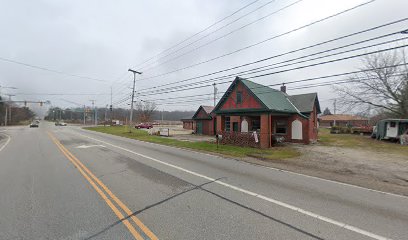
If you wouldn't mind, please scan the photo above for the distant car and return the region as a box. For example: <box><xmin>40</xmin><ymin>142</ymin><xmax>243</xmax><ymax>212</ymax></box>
<box><xmin>30</xmin><ymin>122</ymin><xmax>39</xmax><ymax>128</ymax></box>
<box><xmin>55</xmin><ymin>121</ymin><xmax>67</xmax><ymax>126</ymax></box>
<box><xmin>135</xmin><ymin>123</ymin><xmax>153</xmax><ymax>129</ymax></box>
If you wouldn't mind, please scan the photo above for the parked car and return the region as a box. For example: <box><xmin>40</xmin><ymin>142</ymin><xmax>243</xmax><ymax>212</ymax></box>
<box><xmin>30</xmin><ymin>122</ymin><xmax>39</xmax><ymax>128</ymax></box>
<box><xmin>135</xmin><ymin>123</ymin><xmax>153</xmax><ymax>129</ymax></box>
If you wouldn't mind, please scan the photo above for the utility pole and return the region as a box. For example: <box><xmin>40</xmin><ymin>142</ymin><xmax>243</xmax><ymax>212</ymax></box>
<box><xmin>104</xmin><ymin>104</ymin><xmax>108</xmax><ymax>126</ymax></box>
<box><xmin>128</xmin><ymin>69</ymin><xmax>142</xmax><ymax>133</ymax></box>
<box><xmin>333</xmin><ymin>99</ymin><xmax>337</xmax><ymax>126</ymax></box>
<box><xmin>90</xmin><ymin>100</ymin><xmax>96</xmax><ymax>125</ymax></box>
<box><xmin>4</xmin><ymin>106</ymin><xmax>7</xmax><ymax>126</ymax></box>
<box><xmin>5</xmin><ymin>94</ymin><xmax>15</xmax><ymax>124</ymax></box>
<box><xmin>110</xmin><ymin>86</ymin><xmax>113</xmax><ymax>124</ymax></box>
<box><xmin>212</xmin><ymin>83</ymin><xmax>217</xmax><ymax>106</ymax></box>
<box><xmin>83</xmin><ymin>105</ymin><xmax>86</xmax><ymax>125</ymax></box>
<box><xmin>0</xmin><ymin>86</ymin><xmax>17</xmax><ymax>126</ymax></box>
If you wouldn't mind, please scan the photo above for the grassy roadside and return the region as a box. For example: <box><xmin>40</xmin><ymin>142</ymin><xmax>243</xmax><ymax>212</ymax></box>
<box><xmin>318</xmin><ymin>128</ymin><xmax>408</xmax><ymax>155</ymax></box>
<box><xmin>84</xmin><ymin>126</ymin><xmax>300</xmax><ymax>160</ymax></box>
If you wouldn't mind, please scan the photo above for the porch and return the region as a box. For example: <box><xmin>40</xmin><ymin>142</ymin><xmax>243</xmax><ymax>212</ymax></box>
<box><xmin>216</xmin><ymin>113</ymin><xmax>308</xmax><ymax>148</ymax></box>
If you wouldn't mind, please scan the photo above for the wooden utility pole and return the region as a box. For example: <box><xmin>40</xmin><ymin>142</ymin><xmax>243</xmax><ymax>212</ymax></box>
<box><xmin>213</xmin><ymin>83</ymin><xmax>217</xmax><ymax>106</ymax></box>
<box><xmin>128</xmin><ymin>69</ymin><xmax>142</xmax><ymax>133</ymax></box>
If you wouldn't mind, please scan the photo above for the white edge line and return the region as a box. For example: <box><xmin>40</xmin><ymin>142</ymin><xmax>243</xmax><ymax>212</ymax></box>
<box><xmin>78</xmin><ymin>127</ymin><xmax>408</xmax><ymax>200</ymax></box>
<box><xmin>72</xmin><ymin>130</ymin><xmax>392</xmax><ymax>240</ymax></box>
<box><xmin>0</xmin><ymin>133</ymin><xmax>11</xmax><ymax>152</ymax></box>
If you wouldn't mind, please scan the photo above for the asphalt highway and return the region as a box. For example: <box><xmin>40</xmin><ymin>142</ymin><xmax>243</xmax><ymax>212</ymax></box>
<box><xmin>0</xmin><ymin>122</ymin><xmax>407</xmax><ymax>240</ymax></box>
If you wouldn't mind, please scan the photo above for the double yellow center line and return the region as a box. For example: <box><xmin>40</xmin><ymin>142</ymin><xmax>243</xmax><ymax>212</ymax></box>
<box><xmin>48</xmin><ymin>132</ymin><xmax>158</xmax><ymax>240</ymax></box>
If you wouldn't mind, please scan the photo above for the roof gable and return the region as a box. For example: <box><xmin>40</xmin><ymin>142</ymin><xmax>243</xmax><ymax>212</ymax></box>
<box><xmin>192</xmin><ymin>105</ymin><xmax>213</xmax><ymax>120</ymax></box>
<box><xmin>288</xmin><ymin>93</ymin><xmax>321</xmax><ymax>114</ymax></box>
<box><xmin>214</xmin><ymin>78</ymin><xmax>266</xmax><ymax>112</ymax></box>
<box><xmin>213</xmin><ymin>77</ymin><xmax>320</xmax><ymax>117</ymax></box>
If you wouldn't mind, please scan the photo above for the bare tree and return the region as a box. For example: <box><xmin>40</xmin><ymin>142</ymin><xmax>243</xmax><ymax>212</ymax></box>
<box><xmin>334</xmin><ymin>49</ymin><xmax>408</xmax><ymax>118</ymax></box>
<box><xmin>135</xmin><ymin>101</ymin><xmax>157</xmax><ymax>122</ymax></box>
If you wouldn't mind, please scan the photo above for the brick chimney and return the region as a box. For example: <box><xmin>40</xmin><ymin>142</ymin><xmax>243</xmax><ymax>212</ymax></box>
<box><xmin>280</xmin><ymin>84</ymin><xmax>286</xmax><ymax>93</ymax></box>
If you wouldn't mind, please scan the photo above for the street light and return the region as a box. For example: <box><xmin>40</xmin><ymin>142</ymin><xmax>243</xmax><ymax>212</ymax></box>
<box><xmin>128</xmin><ymin>68</ymin><xmax>142</xmax><ymax>133</ymax></box>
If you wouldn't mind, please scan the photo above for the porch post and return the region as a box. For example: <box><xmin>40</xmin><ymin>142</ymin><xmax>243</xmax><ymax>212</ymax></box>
<box><xmin>260</xmin><ymin>114</ymin><xmax>269</xmax><ymax>148</ymax></box>
<box><xmin>216</xmin><ymin>115</ymin><xmax>222</xmax><ymax>133</ymax></box>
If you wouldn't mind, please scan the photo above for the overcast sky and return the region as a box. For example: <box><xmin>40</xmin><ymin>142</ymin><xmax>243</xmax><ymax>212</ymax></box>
<box><xmin>1</xmin><ymin>0</ymin><xmax>407</xmax><ymax>116</ymax></box>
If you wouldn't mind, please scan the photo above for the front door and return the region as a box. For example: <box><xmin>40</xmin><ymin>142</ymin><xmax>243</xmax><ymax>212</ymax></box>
<box><xmin>196</xmin><ymin>121</ymin><xmax>203</xmax><ymax>134</ymax></box>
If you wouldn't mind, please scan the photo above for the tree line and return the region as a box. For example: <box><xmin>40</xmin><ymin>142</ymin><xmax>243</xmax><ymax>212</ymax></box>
<box><xmin>44</xmin><ymin>105</ymin><xmax>194</xmax><ymax>124</ymax></box>
<box><xmin>0</xmin><ymin>97</ymin><xmax>36</xmax><ymax>125</ymax></box>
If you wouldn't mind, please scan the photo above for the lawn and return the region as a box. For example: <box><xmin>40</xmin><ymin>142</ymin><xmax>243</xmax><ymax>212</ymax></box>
<box><xmin>84</xmin><ymin>126</ymin><xmax>300</xmax><ymax>160</ymax></box>
<box><xmin>318</xmin><ymin>128</ymin><xmax>408</xmax><ymax>155</ymax></box>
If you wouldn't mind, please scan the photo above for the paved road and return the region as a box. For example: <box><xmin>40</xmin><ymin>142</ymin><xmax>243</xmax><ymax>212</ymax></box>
<box><xmin>0</xmin><ymin>122</ymin><xmax>407</xmax><ymax>240</ymax></box>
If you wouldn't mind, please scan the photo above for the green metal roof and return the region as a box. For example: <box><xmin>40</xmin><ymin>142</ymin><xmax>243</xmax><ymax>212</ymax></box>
<box><xmin>240</xmin><ymin>79</ymin><xmax>297</xmax><ymax>113</ymax></box>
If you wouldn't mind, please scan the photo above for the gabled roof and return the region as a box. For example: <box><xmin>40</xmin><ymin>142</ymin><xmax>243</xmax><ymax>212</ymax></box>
<box><xmin>192</xmin><ymin>105</ymin><xmax>214</xmax><ymax>120</ymax></box>
<box><xmin>214</xmin><ymin>77</ymin><xmax>319</xmax><ymax>116</ymax></box>
<box><xmin>201</xmin><ymin>106</ymin><xmax>214</xmax><ymax>115</ymax></box>
<box><xmin>288</xmin><ymin>93</ymin><xmax>321</xmax><ymax>114</ymax></box>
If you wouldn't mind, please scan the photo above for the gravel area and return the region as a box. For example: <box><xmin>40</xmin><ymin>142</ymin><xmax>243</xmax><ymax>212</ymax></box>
<box><xmin>240</xmin><ymin>143</ymin><xmax>408</xmax><ymax>196</ymax></box>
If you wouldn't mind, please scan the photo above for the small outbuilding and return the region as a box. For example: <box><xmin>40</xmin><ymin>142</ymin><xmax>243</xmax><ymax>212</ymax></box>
<box><xmin>192</xmin><ymin>105</ymin><xmax>215</xmax><ymax>135</ymax></box>
<box><xmin>375</xmin><ymin>119</ymin><xmax>408</xmax><ymax>141</ymax></box>
<box><xmin>181</xmin><ymin>106</ymin><xmax>216</xmax><ymax>135</ymax></box>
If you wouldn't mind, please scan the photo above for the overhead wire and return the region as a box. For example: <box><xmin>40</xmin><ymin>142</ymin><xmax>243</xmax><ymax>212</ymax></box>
<box><xmin>137</xmin><ymin>36</ymin><xmax>408</xmax><ymax>95</ymax></box>
<box><xmin>136</xmin><ymin>0</ymin><xmax>376</xmax><ymax>79</ymax></box>
<box><xmin>136</xmin><ymin>45</ymin><xmax>408</xmax><ymax>97</ymax></box>
<box><xmin>135</xmin><ymin>18</ymin><xmax>408</xmax><ymax>93</ymax></box>
<box><xmin>133</xmin><ymin>0</ymin><xmax>262</xmax><ymax>69</ymax></box>
<box><xmin>139</xmin><ymin>0</ymin><xmax>302</xmax><ymax>71</ymax></box>
<box><xmin>0</xmin><ymin>56</ymin><xmax>109</xmax><ymax>83</ymax></box>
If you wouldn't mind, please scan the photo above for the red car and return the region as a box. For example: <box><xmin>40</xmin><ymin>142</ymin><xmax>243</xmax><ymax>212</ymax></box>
<box><xmin>135</xmin><ymin>123</ymin><xmax>153</xmax><ymax>129</ymax></box>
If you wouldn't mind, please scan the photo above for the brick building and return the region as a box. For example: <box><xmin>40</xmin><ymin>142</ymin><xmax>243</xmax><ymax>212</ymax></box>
<box><xmin>213</xmin><ymin>77</ymin><xmax>321</xmax><ymax>148</ymax></box>
<box><xmin>182</xmin><ymin>106</ymin><xmax>215</xmax><ymax>135</ymax></box>
<box><xmin>181</xmin><ymin>118</ymin><xmax>194</xmax><ymax>130</ymax></box>
<box><xmin>319</xmin><ymin>114</ymin><xmax>369</xmax><ymax>127</ymax></box>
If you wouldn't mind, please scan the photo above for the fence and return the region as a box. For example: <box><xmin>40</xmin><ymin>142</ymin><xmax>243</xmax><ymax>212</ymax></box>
<box><xmin>218</xmin><ymin>131</ymin><xmax>260</xmax><ymax>148</ymax></box>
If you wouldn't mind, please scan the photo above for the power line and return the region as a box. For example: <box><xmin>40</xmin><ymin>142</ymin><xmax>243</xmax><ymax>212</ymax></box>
<box><xmin>156</xmin><ymin>73</ymin><xmax>407</xmax><ymax>107</ymax></box>
<box><xmin>135</xmin><ymin>18</ymin><xmax>408</xmax><ymax>93</ymax></box>
<box><xmin>0</xmin><ymin>56</ymin><xmax>109</xmax><ymax>83</ymax></box>
<box><xmin>137</xmin><ymin>50</ymin><xmax>408</xmax><ymax>98</ymax></box>
<box><xmin>137</xmin><ymin>36</ymin><xmax>407</xmax><ymax>95</ymax></box>
<box><xmin>136</xmin><ymin>72</ymin><xmax>406</xmax><ymax>104</ymax></box>
<box><xmin>133</xmin><ymin>0</ymin><xmax>261</xmax><ymax>69</ymax></box>
<box><xmin>136</xmin><ymin>0</ymin><xmax>376</xmax><ymax>79</ymax></box>
<box><xmin>140</xmin><ymin>0</ymin><xmax>301</xmax><ymax>71</ymax></box>
<box><xmin>16</xmin><ymin>92</ymin><xmax>110</xmax><ymax>96</ymax></box>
